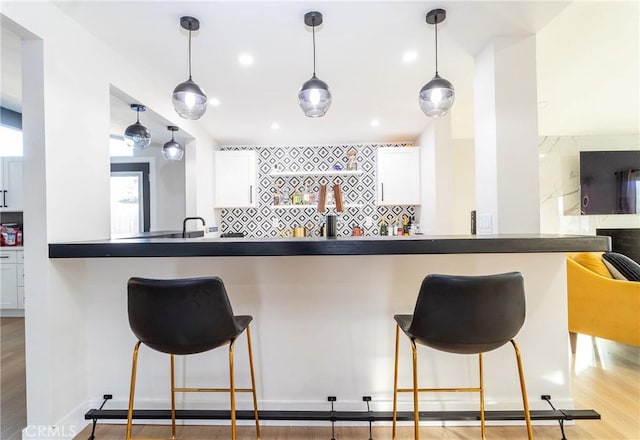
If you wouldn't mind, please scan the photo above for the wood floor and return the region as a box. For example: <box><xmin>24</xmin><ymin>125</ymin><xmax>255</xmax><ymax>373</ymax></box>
<box><xmin>1</xmin><ymin>317</ymin><xmax>27</xmax><ymax>440</ymax></box>
<box><xmin>1</xmin><ymin>318</ymin><xmax>638</xmax><ymax>439</ymax></box>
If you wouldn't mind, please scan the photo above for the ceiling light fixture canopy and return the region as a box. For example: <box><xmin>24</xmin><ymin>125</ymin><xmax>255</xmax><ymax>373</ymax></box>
<box><xmin>162</xmin><ymin>126</ymin><xmax>184</xmax><ymax>161</ymax></box>
<box><xmin>419</xmin><ymin>9</ymin><xmax>455</xmax><ymax>117</ymax></box>
<box><xmin>124</xmin><ymin>104</ymin><xmax>151</xmax><ymax>150</ymax></box>
<box><xmin>298</xmin><ymin>11</ymin><xmax>331</xmax><ymax>118</ymax></box>
<box><xmin>173</xmin><ymin>16</ymin><xmax>208</xmax><ymax>120</ymax></box>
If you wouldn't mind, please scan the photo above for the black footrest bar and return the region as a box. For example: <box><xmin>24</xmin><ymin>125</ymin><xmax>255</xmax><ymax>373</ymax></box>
<box><xmin>85</xmin><ymin>408</ymin><xmax>600</xmax><ymax>422</ymax></box>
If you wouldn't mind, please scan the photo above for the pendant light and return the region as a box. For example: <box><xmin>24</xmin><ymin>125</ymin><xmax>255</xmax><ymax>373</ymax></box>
<box><xmin>298</xmin><ymin>11</ymin><xmax>331</xmax><ymax>118</ymax></box>
<box><xmin>123</xmin><ymin>104</ymin><xmax>151</xmax><ymax>150</ymax></box>
<box><xmin>162</xmin><ymin>126</ymin><xmax>184</xmax><ymax>161</ymax></box>
<box><xmin>419</xmin><ymin>9</ymin><xmax>455</xmax><ymax>117</ymax></box>
<box><xmin>172</xmin><ymin>16</ymin><xmax>208</xmax><ymax>120</ymax></box>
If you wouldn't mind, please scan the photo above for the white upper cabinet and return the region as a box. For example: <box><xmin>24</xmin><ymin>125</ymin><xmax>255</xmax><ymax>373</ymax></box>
<box><xmin>0</xmin><ymin>157</ymin><xmax>23</xmax><ymax>212</ymax></box>
<box><xmin>376</xmin><ymin>148</ymin><xmax>420</xmax><ymax>205</ymax></box>
<box><xmin>214</xmin><ymin>150</ymin><xmax>257</xmax><ymax>208</ymax></box>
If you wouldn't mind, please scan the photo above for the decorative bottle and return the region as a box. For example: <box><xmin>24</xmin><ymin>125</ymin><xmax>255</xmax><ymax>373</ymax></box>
<box><xmin>379</xmin><ymin>217</ymin><xmax>388</xmax><ymax>236</ymax></box>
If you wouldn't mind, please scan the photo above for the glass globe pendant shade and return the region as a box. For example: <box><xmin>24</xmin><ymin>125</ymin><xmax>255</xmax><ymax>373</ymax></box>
<box><xmin>172</xmin><ymin>78</ymin><xmax>208</xmax><ymax>120</ymax></box>
<box><xmin>419</xmin><ymin>74</ymin><xmax>455</xmax><ymax>117</ymax></box>
<box><xmin>298</xmin><ymin>75</ymin><xmax>332</xmax><ymax>118</ymax></box>
<box><xmin>162</xmin><ymin>139</ymin><xmax>184</xmax><ymax>161</ymax></box>
<box><xmin>124</xmin><ymin>121</ymin><xmax>151</xmax><ymax>151</ymax></box>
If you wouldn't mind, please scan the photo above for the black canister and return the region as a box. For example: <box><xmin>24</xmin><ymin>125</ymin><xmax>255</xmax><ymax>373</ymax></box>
<box><xmin>326</xmin><ymin>214</ymin><xmax>337</xmax><ymax>238</ymax></box>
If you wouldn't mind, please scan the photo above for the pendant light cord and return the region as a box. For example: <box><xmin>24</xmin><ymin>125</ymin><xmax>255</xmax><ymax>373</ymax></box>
<box><xmin>434</xmin><ymin>18</ymin><xmax>439</xmax><ymax>75</ymax></box>
<box><xmin>312</xmin><ymin>17</ymin><xmax>317</xmax><ymax>76</ymax></box>
<box><xmin>188</xmin><ymin>27</ymin><xmax>193</xmax><ymax>80</ymax></box>
<box><xmin>136</xmin><ymin>107</ymin><xmax>140</xmax><ymax>123</ymax></box>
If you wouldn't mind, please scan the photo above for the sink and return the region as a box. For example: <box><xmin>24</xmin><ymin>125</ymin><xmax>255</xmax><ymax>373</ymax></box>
<box><xmin>116</xmin><ymin>230</ymin><xmax>206</xmax><ymax>240</ymax></box>
<box><xmin>154</xmin><ymin>231</ymin><xmax>205</xmax><ymax>239</ymax></box>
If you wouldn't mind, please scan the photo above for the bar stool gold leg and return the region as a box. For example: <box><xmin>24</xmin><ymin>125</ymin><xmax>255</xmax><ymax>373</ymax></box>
<box><xmin>229</xmin><ymin>341</ymin><xmax>237</xmax><ymax>440</ymax></box>
<box><xmin>479</xmin><ymin>353</ymin><xmax>486</xmax><ymax>440</ymax></box>
<box><xmin>126</xmin><ymin>341</ymin><xmax>141</xmax><ymax>440</ymax></box>
<box><xmin>411</xmin><ymin>340</ymin><xmax>420</xmax><ymax>440</ymax></box>
<box><xmin>511</xmin><ymin>340</ymin><xmax>534</xmax><ymax>440</ymax></box>
<box><xmin>246</xmin><ymin>326</ymin><xmax>261</xmax><ymax>439</ymax></box>
<box><xmin>392</xmin><ymin>324</ymin><xmax>400</xmax><ymax>440</ymax></box>
<box><xmin>170</xmin><ymin>354</ymin><xmax>176</xmax><ymax>440</ymax></box>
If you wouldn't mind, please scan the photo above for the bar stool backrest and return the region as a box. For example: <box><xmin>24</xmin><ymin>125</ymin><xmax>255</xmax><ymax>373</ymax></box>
<box><xmin>128</xmin><ymin>276</ymin><xmax>243</xmax><ymax>355</ymax></box>
<box><xmin>408</xmin><ymin>272</ymin><xmax>526</xmax><ymax>354</ymax></box>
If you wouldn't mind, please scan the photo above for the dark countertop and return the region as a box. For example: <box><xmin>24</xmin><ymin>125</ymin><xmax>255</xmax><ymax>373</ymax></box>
<box><xmin>48</xmin><ymin>233</ymin><xmax>610</xmax><ymax>258</ymax></box>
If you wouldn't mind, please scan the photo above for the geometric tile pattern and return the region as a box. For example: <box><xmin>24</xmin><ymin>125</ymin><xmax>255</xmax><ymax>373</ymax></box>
<box><xmin>221</xmin><ymin>143</ymin><xmax>415</xmax><ymax>237</ymax></box>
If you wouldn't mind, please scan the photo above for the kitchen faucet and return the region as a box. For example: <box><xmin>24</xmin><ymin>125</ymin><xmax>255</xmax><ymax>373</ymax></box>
<box><xmin>182</xmin><ymin>217</ymin><xmax>206</xmax><ymax>238</ymax></box>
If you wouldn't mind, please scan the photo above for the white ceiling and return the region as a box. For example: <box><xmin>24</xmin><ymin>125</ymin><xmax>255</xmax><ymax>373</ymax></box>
<box><xmin>2</xmin><ymin>1</ymin><xmax>639</xmax><ymax>146</ymax></box>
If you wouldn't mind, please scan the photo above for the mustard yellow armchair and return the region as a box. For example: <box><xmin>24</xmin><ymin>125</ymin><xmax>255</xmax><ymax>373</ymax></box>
<box><xmin>567</xmin><ymin>253</ymin><xmax>640</xmax><ymax>352</ymax></box>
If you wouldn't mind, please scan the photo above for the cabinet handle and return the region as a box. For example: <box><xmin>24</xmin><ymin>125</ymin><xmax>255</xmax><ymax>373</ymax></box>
<box><xmin>249</xmin><ymin>185</ymin><xmax>253</xmax><ymax>204</ymax></box>
<box><xmin>0</xmin><ymin>256</ymin><xmax>9</xmax><ymax>259</ymax></box>
<box><xmin>381</xmin><ymin>183</ymin><xmax>384</xmax><ymax>202</ymax></box>
<box><xmin>2</xmin><ymin>190</ymin><xmax>6</xmax><ymax>208</ymax></box>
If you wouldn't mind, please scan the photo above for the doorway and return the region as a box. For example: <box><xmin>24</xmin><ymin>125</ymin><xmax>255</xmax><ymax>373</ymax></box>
<box><xmin>110</xmin><ymin>162</ymin><xmax>150</xmax><ymax>235</ymax></box>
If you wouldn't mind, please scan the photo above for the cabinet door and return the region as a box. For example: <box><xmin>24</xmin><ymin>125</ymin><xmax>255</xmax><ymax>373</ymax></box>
<box><xmin>376</xmin><ymin>148</ymin><xmax>420</xmax><ymax>205</ymax></box>
<box><xmin>0</xmin><ymin>262</ymin><xmax>18</xmax><ymax>309</ymax></box>
<box><xmin>214</xmin><ymin>151</ymin><xmax>257</xmax><ymax>208</ymax></box>
<box><xmin>0</xmin><ymin>157</ymin><xmax>23</xmax><ymax>211</ymax></box>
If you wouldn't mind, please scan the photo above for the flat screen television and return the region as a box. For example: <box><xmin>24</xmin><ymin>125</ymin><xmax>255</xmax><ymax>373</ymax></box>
<box><xmin>580</xmin><ymin>150</ymin><xmax>640</xmax><ymax>215</ymax></box>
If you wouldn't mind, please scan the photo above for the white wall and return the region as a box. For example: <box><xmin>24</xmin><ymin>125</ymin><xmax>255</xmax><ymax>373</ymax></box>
<box><xmin>415</xmin><ymin>116</ymin><xmax>455</xmax><ymax>235</ymax></box>
<box><xmin>82</xmin><ymin>253</ymin><xmax>571</xmax><ymax>416</ymax></box>
<box><xmin>474</xmin><ymin>36</ymin><xmax>540</xmax><ymax>234</ymax></box>
<box><xmin>2</xmin><ymin>2</ymin><xmax>217</xmax><ymax>434</ymax></box>
<box><xmin>451</xmin><ymin>139</ymin><xmax>476</xmax><ymax>234</ymax></box>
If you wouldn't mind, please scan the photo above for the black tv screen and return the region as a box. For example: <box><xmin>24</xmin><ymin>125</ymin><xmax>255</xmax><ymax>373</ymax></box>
<box><xmin>580</xmin><ymin>150</ymin><xmax>640</xmax><ymax>215</ymax></box>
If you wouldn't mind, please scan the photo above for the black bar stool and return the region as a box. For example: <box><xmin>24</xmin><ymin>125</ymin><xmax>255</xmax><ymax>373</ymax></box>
<box><xmin>392</xmin><ymin>272</ymin><xmax>533</xmax><ymax>440</ymax></box>
<box><xmin>126</xmin><ymin>276</ymin><xmax>260</xmax><ymax>440</ymax></box>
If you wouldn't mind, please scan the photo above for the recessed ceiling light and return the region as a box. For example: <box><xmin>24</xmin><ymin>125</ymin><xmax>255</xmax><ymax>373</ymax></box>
<box><xmin>271</xmin><ymin>123</ymin><xmax>280</xmax><ymax>130</ymax></box>
<box><xmin>370</xmin><ymin>119</ymin><xmax>380</xmax><ymax>127</ymax></box>
<box><xmin>209</xmin><ymin>98</ymin><xmax>220</xmax><ymax>107</ymax></box>
<box><xmin>403</xmin><ymin>51</ymin><xmax>418</xmax><ymax>63</ymax></box>
<box><xmin>238</xmin><ymin>53</ymin><xmax>254</xmax><ymax>66</ymax></box>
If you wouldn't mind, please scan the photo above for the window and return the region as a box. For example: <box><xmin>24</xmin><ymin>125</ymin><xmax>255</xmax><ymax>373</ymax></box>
<box><xmin>0</xmin><ymin>125</ymin><xmax>23</xmax><ymax>157</ymax></box>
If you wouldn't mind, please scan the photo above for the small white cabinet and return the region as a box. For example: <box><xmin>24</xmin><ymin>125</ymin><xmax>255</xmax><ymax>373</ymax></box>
<box><xmin>0</xmin><ymin>157</ymin><xmax>23</xmax><ymax>212</ymax></box>
<box><xmin>214</xmin><ymin>150</ymin><xmax>257</xmax><ymax>208</ymax></box>
<box><xmin>376</xmin><ymin>148</ymin><xmax>420</xmax><ymax>205</ymax></box>
<box><xmin>0</xmin><ymin>249</ymin><xmax>23</xmax><ymax>310</ymax></box>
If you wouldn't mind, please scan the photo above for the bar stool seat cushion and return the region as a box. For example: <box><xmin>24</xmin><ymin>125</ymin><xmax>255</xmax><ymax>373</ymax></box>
<box><xmin>128</xmin><ymin>276</ymin><xmax>251</xmax><ymax>355</ymax></box>
<box><xmin>395</xmin><ymin>272</ymin><xmax>526</xmax><ymax>355</ymax></box>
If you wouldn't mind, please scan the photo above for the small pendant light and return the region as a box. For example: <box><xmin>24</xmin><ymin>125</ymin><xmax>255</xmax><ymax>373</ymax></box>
<box><xmin>298</xmin><ymin>11</ymin><xmax>331</xmax><ymax>118</ymax></box>
<box><xmin>172</xmin><ymin>16</ymin><xmax>208</xmax><ymax>120</ymax></box>
<box><xmin>162</xmin><ymin>126</ymin><xmax>184</xmax><ymax>161</ymax></box>
<box><xmin>419</xmin><ymin>9</ymin><xmax>455</xmax><ymax>117</ymax></box>
<box><xmin>123</xmin><ymin>104</ymin><xmax>151</xmax><ymax>150</ymax></box>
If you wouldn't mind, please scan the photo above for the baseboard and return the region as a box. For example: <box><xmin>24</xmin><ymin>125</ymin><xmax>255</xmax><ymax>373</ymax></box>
<box><xmin>22</xmin><ymin>401</ymin><xmax>90</xmax><ymax>440</ymax></box>
<box><xmin>1</xmin><ymin>308</ymin><xmax>25</xmax><ymax>317</ymax></box>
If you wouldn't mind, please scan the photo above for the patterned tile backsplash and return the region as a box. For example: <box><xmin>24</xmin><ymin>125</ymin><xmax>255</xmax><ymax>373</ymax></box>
<box><xmin>220</xmin><ymin>143</ymin><xmax>416</xmax><ymax>237</ymax></box>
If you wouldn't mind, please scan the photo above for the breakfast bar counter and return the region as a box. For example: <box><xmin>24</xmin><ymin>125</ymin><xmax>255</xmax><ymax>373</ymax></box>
<box><xmin>48</xmin><ymin>234</ymin><xmax>609</xmax><ymax>428</ymax></box>
<box><xmin>49</xmin><ymin>233</ymin><xmax>609</xmax><ymax>258</ymax></box>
